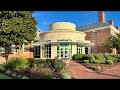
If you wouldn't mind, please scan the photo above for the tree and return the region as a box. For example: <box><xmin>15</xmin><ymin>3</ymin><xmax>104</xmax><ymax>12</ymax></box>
<box><xmin>0</xmin><ymin>11</ymin><xmax>37</xmax><ymax>63</ymax></box>
<box><xmin>103</xmin><ymin>33</ymin><xmax>120</xmax><ymax>55</ymax></box>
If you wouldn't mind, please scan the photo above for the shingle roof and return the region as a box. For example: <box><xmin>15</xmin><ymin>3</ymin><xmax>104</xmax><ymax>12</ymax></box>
<box><xmin>77</xmin><ymin>22</ymin><xmax>110</xmax><ymax>32</ymax></box>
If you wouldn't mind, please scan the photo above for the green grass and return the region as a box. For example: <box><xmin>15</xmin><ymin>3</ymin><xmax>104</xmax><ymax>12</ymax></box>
<box><xmin>0</xmin><ymin>73</ymin><xmax>12</xmax><ymax>79</ymax></box>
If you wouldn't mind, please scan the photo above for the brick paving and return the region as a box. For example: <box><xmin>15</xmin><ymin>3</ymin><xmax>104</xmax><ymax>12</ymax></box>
<box><xmin>67</xmin><ymin>61</ymin><xmax>120</xmax><ymax>79</ymax></box>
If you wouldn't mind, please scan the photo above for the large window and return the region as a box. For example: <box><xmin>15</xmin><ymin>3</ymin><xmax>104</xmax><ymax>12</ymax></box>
<box><xmin>11</xmin><ymin>45</ymin><xmax>17</xmax><ymax>53</ymax></box>
<box><xmin>44</xmin><ymin>44</ymin><xmax>51</xmax><ymax>58</ymax></box>
<box><xmin>77</xmin><ymin>45</ymin><xmax>83</xmax><ymax>54</ymax></box>
<box><xmin>23</xmin><ymin>44</ymin><xmax>29</xmax><ymax>52</ymax></box>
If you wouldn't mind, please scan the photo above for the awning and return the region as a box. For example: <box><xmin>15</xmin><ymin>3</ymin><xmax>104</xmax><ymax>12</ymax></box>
<box><xmin>33</xmin><ymin>41</ymin><xmax>95</xmax><ymax>47</ymax></box>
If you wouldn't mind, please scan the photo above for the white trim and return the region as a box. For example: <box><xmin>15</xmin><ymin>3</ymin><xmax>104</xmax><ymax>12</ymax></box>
<box><xmin>110</xmin><ymin>25</ymin><xmax>120</xmax><ymax>33</ymax></box>
<box><xmin>83</xmin><ymin>25</ymin><xmax>111</xmax><ymax>32</ymax></box>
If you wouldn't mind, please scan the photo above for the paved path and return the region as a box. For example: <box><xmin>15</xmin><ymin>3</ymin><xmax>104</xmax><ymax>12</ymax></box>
<box><xmin>67</xmin><ymin>61</ymin><xmax>120</xmax><ymax>79</ymax></box>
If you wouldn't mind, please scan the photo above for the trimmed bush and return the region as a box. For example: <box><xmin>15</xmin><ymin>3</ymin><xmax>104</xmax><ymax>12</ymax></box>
<box><xmin>93</xmin><ymin>60</ymin><xmax>100</xmax><ymax>64</ymax></box>
<box><xmin>105</xmin><ymin>60</ymin><xmax>113</xmax><ymax>65</ymax></box>
<box><xmin>6</xmin><ymin>58</ymin><xmax>30</xmax><ymax>70</ymax></box>
<box><xmin>73</xmin><ymin>54</ymin><xmax>84</xmax><ymax>60</ymax></box>
<box><xmin>73</xmin><ymin>54</ymin><xmax>80</xmax><ymax>60</ymax></box>
<box><xmin>87</xmin><ymin>54</ymin><xmax>95</xmax><ymax>63</ymax></box>
<box><xmin>90</xmin><ymin>66</ymin><xmax>102</xmax><ymax>71</ymax></box>
<box><xmin>94</xmin><ymin>54</ymin><xmax>106</xmax><ymax>63</ymax></box>
<box><xmin>83</xmin><ymin>60</ymin><xmax>89</xmax><ymax>64</ymax></box>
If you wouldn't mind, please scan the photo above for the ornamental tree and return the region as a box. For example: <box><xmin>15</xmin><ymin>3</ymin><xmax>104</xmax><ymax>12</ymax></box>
<box><xmin>103</xmin><ymin>33</ymin><xmax>120</xmax><ymax>55</ymax></box>
<box><xmin>0</xmin><ymin>11</ymin><xmax>37</xmax><ymax>63</ymax></box>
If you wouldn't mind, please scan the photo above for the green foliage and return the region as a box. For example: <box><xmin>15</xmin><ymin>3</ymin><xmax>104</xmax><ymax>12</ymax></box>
<box><xmin>86</xmin><ymin>54</ymin><xmax>95</xmax><ymax>63</ymax></box>
<box><xmin>0</xmin><ymin>11</ymin><xmax>37</xmax><ymax>60</ymax></box>
<box><xmin>103</xmin><ymin>33</ymin><xmax>120</xmax><ymax>54</ymax></box>
<box><xmin>73</xmin><ymin>54</ymin><xmax>84</xmax><ymax>60</ymax></box>
<box><xmin>83</xmin><ymin>60</ymin><xmax>89</xmax><ymax>64</ymax></box>
<box><xmin>90</xmin><ymin>66</ymin><xmax>102</xmax><ymax>71</ymax></box>
<box><xmin>53</xmin><ymin>60</ymin><xmax>66</xmax><ymax>72</ymax></box>
<box><xmin>5</xmin><ymin>69</ymin><xmax>12</xmax><ymax>75</ymax></box>
<box><xmin>0</xmin><ymin>65</ymin><xmax>6</xmax><ymax>72</ymax></box>
<box><xmin>94</xmin><ymin>54</ymin><xmax>106</xmax><ymax>63</ymax></box>
<box><xmin>62</xmin><ymin>71</ymin><xmax>72</xmax><ymax>79</ymax></box>
<box><xmin>93</xmin><ymin>60</ymin><xmax>101</xmax><ymax>64</ymax></box>
<box><xmin>105</xmin><ymin>60</ymin><xmax>113</xmax><ymax>65</ymax></box>
<box><xmin>6</xmin><ymin>58</ymin><xmax>30</xmax><ymax>70</ymax></box>
<box><xmin>73</xmin><ymin>54</ymin><xmax>79</xmax><ymax>60</ymax></box>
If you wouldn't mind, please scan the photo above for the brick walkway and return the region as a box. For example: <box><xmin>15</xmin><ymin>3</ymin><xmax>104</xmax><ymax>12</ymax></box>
<box><xmin>67</xmin><ymin>61</ymin><xmax>120</xmax><ymax>79</ymax></box>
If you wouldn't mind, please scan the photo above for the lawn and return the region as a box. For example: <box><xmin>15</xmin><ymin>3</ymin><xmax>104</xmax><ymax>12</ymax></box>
<box><xmin>0</xmin><ymin>73</ymin><xmax>12</xmax><ymax>79</ymax></box>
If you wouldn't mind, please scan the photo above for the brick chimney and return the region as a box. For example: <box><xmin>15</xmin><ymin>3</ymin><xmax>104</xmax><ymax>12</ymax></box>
<box><xmin>98</xmin><ymin>11</ymin><xmax>105</xmax><ymax>22</ymax></box>
<box><xmin>108</xmin><ymin>20</ymin><xmax>114</xmax><ymax>26</ymax></box>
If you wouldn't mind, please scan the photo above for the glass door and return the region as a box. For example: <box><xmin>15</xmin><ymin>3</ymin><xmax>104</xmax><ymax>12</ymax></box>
<box><xmin>34</xmin><ymin>46</ymin><xmax>40</xmax><ymax>58</ymax></box>
<box><xmin>57</xmin><ymin>43</ymin><xmax>71</xmax><ymax>59</ymax></box>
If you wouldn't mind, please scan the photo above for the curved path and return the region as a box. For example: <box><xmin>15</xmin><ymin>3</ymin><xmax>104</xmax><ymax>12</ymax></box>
<box><xmin>67</xmin><ymin>61</ymin><xmax>120</xmax><ymax>79</ymax></box>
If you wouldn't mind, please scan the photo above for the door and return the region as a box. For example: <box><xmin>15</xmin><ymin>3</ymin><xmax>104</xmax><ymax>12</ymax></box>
<box><xmin>59</xmin><ymin>46</ymin><xmax>71</xmax><ymax>59</ymax></box>
<box><xmin>34</xmin><ymin>46</ymin><xmax>40</xmax><ymax>58</ymax></box>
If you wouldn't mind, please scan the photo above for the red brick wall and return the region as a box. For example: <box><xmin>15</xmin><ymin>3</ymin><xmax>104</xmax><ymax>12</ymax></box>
<box><xmin>85</xmin><ymin>28</ymin><xmax>112</xmax><ymax>53</ymax></box>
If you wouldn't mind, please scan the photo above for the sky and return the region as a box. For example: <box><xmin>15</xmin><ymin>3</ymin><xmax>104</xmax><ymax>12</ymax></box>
<box><xmin>32</xmin><ymin>11</ymin><xmax>120</xmax><ymax>32</ymax></box>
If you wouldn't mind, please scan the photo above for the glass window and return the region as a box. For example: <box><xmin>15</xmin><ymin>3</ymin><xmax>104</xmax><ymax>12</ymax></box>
<box><xmin>11</xmin><ymin>45</ymin><xmax>17</xmax><ymax>53</ymax></box>
<box><xmin>44</xmin><ymin>44</ymin><xmax>51</xmax><ymax>58</ymax></box>
<box><xmin>24</xmin><ymin>44</ymin><xmax>29</xmax><ymax>52</ymax></box>
<box><xmin>77</xmin><ymin>45</ymin><xmax>83</xmax><ymax>54</ymax></box>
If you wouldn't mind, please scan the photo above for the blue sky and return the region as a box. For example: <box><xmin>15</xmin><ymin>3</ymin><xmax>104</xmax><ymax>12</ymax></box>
<box><xmin>32</xmin><ymin>11</ymin><xmax>120</xmax><ymax>32</ymax></box>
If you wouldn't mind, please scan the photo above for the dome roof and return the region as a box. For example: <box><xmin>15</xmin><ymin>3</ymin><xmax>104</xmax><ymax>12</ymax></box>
<box><xmin>49</xmin><ymin>22</ymin><xmax>76</xmax><ymax>31</ymax></box>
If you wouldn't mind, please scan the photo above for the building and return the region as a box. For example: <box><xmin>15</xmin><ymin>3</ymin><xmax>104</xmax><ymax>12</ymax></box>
<box><xmin>0</xmin><ymin>11</ymin><xmax>119</xmax><ymax>61</ymax></box>
<box><xmin>77</xmin><ymin>11</ymin><xmax>120</xmax><ymax>54</ymax></box>
<box><xmin>33</xmin><ymin>22</ymin><xmax>94</xmax><ymax>59</ymax></box>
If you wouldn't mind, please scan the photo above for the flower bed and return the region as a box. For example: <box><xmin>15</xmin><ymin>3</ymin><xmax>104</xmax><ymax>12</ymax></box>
<box><xmin>73</xmin><ymin>53</ymin><xmax>120</xmax><ymax>72</ymax></box>
<box><xmin>0</xmin><ymin>58</ymin><xmax>72</xmax><ymax>79</ymax></box>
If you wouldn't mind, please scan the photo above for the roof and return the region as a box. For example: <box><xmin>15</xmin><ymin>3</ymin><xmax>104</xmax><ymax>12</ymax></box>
<box><xmin>77</xmin><ymin>22</ymin><xmax>110</xmax><ymax>32</ymax></box>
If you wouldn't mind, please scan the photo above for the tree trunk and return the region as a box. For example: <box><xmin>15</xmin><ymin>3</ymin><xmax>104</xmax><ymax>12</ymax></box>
<box><xmin>4</xmin><ymin>45</ymin><xmax>11</xmax><ymax>64</ymax></box>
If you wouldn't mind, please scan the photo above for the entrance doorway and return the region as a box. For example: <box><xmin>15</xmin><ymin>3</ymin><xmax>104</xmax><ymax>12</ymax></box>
<box><xmin>57</xmin><ymin>43</ymin><xmax>71</xmax><ymax>59</ymax></box>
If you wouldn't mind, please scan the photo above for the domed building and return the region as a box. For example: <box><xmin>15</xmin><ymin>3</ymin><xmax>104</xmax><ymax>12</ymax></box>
<box><xmin>33</xmin><ymin>22</ymin><xmax>94</xmax><ymax>59</ymax></box>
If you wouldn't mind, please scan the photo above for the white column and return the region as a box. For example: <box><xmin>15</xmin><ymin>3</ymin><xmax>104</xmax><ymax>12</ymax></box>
<box><xmin>72</xmin><ymin>45</ymin><xmax>77</xmax><ymax>56</ymax></box>
<box><xmin>51</xmin><ymin>44</ymin><xmax>57</xmax><ymax>59</ymax></box>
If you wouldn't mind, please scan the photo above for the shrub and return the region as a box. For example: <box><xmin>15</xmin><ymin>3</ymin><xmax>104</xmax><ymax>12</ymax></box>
<box><xmin>103</xmin><ymin>53</ymin><xmax>111</xmax><ymax>60</ymax></box>
<box><xmin>72</xmin><ymin>54</ymin><xmax>84</xmax><ymax>60</ymax></box>
<box><xmin>94</xmin><ymin>54</ymin><xmax>106</xmax><ymax>63</ymax></box>
<box><xmin>105</xmin><ymin>60</ymin><xmax>113</xmax><ymax>65</ymax></box>
<box><xmin>87</xmin><ymin>54</ymin><xmax>95</xmax><ymax>63</ymax></box>
<box><xmin>90</xmin><ymin>66</ymin><xmax>102</xmax><ymax>71</ymax></box>
<box><xmin>53</xmin><ymin>60</ymin><xmax>66</xmax><ymax>72</ymax></box>
<box><xmin>93</xmin><ymin>60</ymin><xmax>100</xmax><ymax>64</ymax></box>
<box><xmin>5</xmin><ymin>69</ymin><xmax>12</xmax><ymax>75</ymax></box>
<box><xmin>28</xmin><ymin>67</ymin><xmax>53</xmax><ymax>79</ymax></box>
<box><xmin>6</xmin><ymin>58</ymin><xmax>30</xmax><ymax>70</ymax></box>
<box><xmin>0</xmin><ymin>65</ymin><xmax>6</xmax><ymax>72</ymax></box>
<box><xmin>31</xmin><ymin>60</ymin><xmax>52</xmax><ymax>68</ymax></box>
<box><xmin>11</xmin><ymin>73</ymin><xmax>16</xmax><ymax>77</ymax></box>
<box><xmin>83</xmin><ymin>60</ymin><xmax>89</xmax><ymax>64</ymax></box>
<box><xmin>62</xmin><ymin>72</ymin><xmax>72</xmax><ymax>79</ymax></box>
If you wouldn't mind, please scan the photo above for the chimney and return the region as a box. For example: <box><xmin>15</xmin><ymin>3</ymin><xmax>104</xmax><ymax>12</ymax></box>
<box><xmin>98</xmin><ymin>11</ymin><xmax>105</xmax><ymax>22</ymax></box>
<box><xmin>108</xmin><ymin>20</ymin><xmax>114</xmax><ymax>26</ymax></box>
